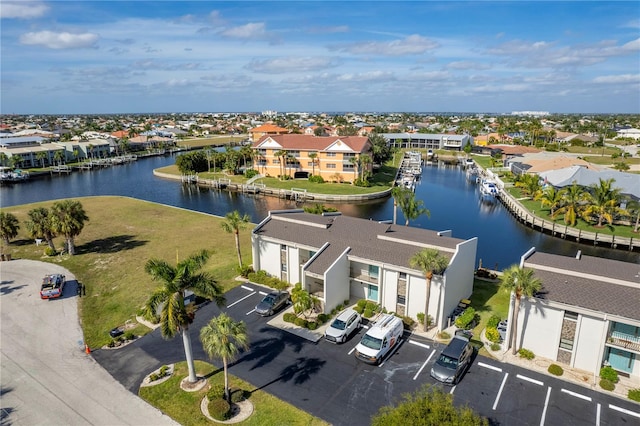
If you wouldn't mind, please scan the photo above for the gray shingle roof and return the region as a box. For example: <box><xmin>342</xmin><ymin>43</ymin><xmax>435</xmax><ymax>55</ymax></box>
<box><xmin>525</xmin><ymin>252</ymin><xmax>640</xmax><ymax>321</ymax></box>
<box><xmin>255</xmin><ymin>211</ymin><xmax>465</xmax><ymax>275</ymax></box>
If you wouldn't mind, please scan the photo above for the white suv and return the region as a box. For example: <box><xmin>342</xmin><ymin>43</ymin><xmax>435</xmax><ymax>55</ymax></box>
<box><xmin>324</xmin><ymin>308</ymin><xmax>361</xmax><ymax>344</ymax></box>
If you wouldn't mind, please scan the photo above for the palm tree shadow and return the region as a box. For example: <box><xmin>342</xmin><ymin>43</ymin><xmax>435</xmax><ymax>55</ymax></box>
<box><xmin>235</xmin><ymin>327</ymin><xmax>306</xmax><ymax>371</ymax></box>
<box><xmin>76</xmin><ymin>235</ymin><xmax>148</xmax><ymax>254</ymax></box>
<box><xmin>251</xmin><ymin>357</ymin><xmax>326</xmax><ymax>392</ymax></box>
<box><xmin>0</xmin><ymin>279</ymin><xmax>25</xmax><ymax>296</ymax></box>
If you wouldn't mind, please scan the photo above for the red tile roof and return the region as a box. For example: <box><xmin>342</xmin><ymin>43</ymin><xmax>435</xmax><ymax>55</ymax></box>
<box><xmin>254</xmin><ymin>134</ymin><xmax>370</xmax><ymax>153</ymax></box>
<box><xmin>249</xmin><ymin>123</ymin><xmax>289</xmax><ymax>133</ymax></box>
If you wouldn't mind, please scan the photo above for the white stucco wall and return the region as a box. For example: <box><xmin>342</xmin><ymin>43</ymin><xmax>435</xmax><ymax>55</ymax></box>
<box><xmin>350</xmin><ymin>279</ymin><xmax>367</xmax><ymax>300</ymax></box>
<box><xmin>514</xmin><ymin>297</ymin><xmax>563</xmax><ymax>360</ymax></box>
<box><xmin>573</xmin><ymin>315</ymin><xmax>606</xmax><ymax>372</ymax></box>
<box><xmin>324</xmin><ymin>250</ymin><xmax>350</xmax><ymax>313</ymax></box>
<box><xmin>382</xmin><ymin>269</ymin><xmax>398</xmax><ymax>312</ymax></box>
<box><xmin>288</xmin><ymin>246</ymin><xmax>300</xmax><ymax>284</ymax></box>
<box><xmin>438</xmin><ymin>238</ymin><xmax>477</xmax><ymax>330</ymax></box>
<box><xmin>406</xmin><ymin>274</ymin><xmax>428</xmax><ymax>320</ymax></box>
<box><xmin>253</xmin><ymin>238</ymin><xmax>281</xmax><ymax>278</ymax></box>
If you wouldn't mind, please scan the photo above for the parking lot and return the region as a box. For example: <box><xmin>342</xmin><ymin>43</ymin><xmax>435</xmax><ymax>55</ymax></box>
<box><xmin>95</xmin><ymin>282</ymin><xmax>640</xmax><ymax>426</ymax></box>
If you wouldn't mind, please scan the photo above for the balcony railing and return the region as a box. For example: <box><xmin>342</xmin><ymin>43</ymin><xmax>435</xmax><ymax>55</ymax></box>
<box><xmin>350</xmin><ymin>269</ymin><xmax>379</xmax><ymax>284</ymax></box>
<box><xmin>607</xmin><ymin>331</ymin><xmax>640</xmax><ymax>353</ymax></box>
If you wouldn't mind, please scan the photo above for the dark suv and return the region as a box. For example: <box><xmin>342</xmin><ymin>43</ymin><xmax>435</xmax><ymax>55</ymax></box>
<box><xmin>430</xmin><ymin>335</ymin><xmax>474</xmax><ymax>385</ymax></box>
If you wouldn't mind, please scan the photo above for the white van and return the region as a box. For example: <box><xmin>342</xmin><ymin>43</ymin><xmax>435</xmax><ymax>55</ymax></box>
<box><xmin>354</xmin><ymin>314</ymin><xmax>404</xmax><ymax>365</ymax></box>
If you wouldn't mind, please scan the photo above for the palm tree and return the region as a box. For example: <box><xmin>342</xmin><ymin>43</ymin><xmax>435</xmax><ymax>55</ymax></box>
<box><xmin>396</xmin><ymin>189</ymin><xmax>430</xmax><ymax>226</ymax></box>
<box><xmin>49</xmin><ymin>200</ymin><xmax>89</xmax><ymax>255</ymax></box>
<box><xmin>0</xmin><ymin>152</ymin><xmax>8</xmax><ymax>167</ymax></box>
<box><xmin>145</xmin><ymin>249</ymin><xmax>225</xmax><ymax>384</ymax></box>
<box><xmin>0</xmin><ymin>212</ymin><xmax>20</xmax><ymax>245</ymax></box>
<box><xmin>625</xmin><ymin>198</ymin><xmax>640</xmax><ymax>233</ymax></box>
<box><xmin>582</xmin><ymin>178</ymin><xmax>624</xmax><ymax>227</ymax></box>
<box><xmin>349</xmin><ymin>156</ymin><xmax>359</xmax><ymax>183</ymax></box>
<box><xmin>556</xmin><ymin>182</ymin><xmax>586</xmax><ymax>226</ymax></box>
<box><xmin>200</xmin><ymin>313</ymin><xmax>249</xmax><ymax>401</ymax></box>
<box><xmin>274</xmin><ymin>150</ymin><xmax>286</xmax><ymax>179</ymax></box>
<box><xmin>515</xmin><ymin>174</ymin><xmax>541</xmax><ymax>199</ymax></box>
<box><xmin>25</xmin><ymin>207</ymin><xmax>57</xmax><ymax>251</ymax></box>
<box><xmin>500</xmin><ymin>265</ymin><xmax>541</xmax><ymax>355</ymax></box>
<box><xmin>221</xmin><ymin>210</ymin><xmax>251</xmax><ymax>268</ymax></box>
<box><xmin>535</xmin><ymin>185</ymin><xmax>563</xmax><ymax>217</ymax></box>
<box><xmin>36</xmin><ymin>151</ymin><xmax>47</xmax><ymax>168</ymax></box>
<box><xmin>410</xmin><ymin>248</ymin><xmax>449</xmax><ymax>331</ymax></box>
<box><xmin>360</xmin><ymin>154</ymin><xmax>372</xmax><ymax>182</ymax></box>
<box><xmin>54</xmin><ymin>150</ymin><xmax>65</xmax><ymax>165</ymax></box>
<box><xmin>391</xmin><ymin>186</ymin><xmax>409</xmax><ymax>225</ymax></box>
<box><xmin>308</xmin><ymin>152</ymin><xmax>318</xmax><ymax>176</ymax></box>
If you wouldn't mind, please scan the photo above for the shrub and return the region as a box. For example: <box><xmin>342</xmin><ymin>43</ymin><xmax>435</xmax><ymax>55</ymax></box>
<box><xmin>599</xmin><ymin>379</ymin><xmax>615</xmax><ymax>392</ymax></box>
<box><xmin>400</xmin><ymin>315</ymin><xmax>415</xmax><ymax>330</ymax></box>
<box><xmin>354</xmin><ymin>305</ymin><xmax>364</xmax><ymax>314</ymax></box>
<box><xmin>208</xmin><ymin>397</ymin><xmax>231</xmax><ymax>421</ymax></box>
<box><xmin>44</xmin><ymin>247</ymin><xmax>57</xmax><ymax>256</ymax></box>
<box><xmin>123</xmin><ymin>331</ymin><xmax>135</xmax><ymax>341</ymax></box>
<box><xmin>487</xmin><ymin>315</ymin><xmax>501</xmax><ymax>329</ymax></box>
<box><xmin>485</xmin><ymin>327</ymin><xmax>501</xmax><ymax>343</ymax></box>
<box><xmin>437</xmin><ymin>331</ymin><xmax>451</xmax><ymax>340</ymax></box>
<box><xmin>229</xmin><ymin>388</ymin><xmax>248</xmax><ymax>403</ymax></box>
<box><xmin>490</xmin><ymin>343</ymin><xmax>501</xmax><ymax>351</ymax></box>
<box><xmin>628</xmin><ymin>388</ymin><xmax>640</xmax><ymax>402</ymax></box>
<box><xmin>600</xmin><ymin>366</ymin><xmax>619</xmax><ymax>383</ymax></box>
<box><xmin>207</xmin><ymin>384</ymin><xmax>225</xmax><ymax>400</ymax></box>
<box><xmin>244</xmin><ymin>169</ymin><xmax>258</xmax><ymax>178</ymax></box>
<box><xmin>331</xmin><ymin>308</ymin><xmax>338</xmax><ymax>316</ymax></box>
<box><xmin>354</xmin><ymin>178</ymin><xmax>371</xmax><ymax>187</ymax></box>
<box><xmin>416</xmin><ymin>313</ymin><xmax>425</xmax><ymax>325</ymax></box>
<box><xmin>344</xmin><ymin>299</ymin><xmax>350</xmax><ymax>306</ymax></box>
<box><xmin>518</xmin><ymin>348</ymin><xmax>535</xmax><ymax>360</ymax></box>
<box><xmin>365</xmin><ymin>301</ymin><xmax>377</xmax><ymax>311</ymax></box>
<box><xmin>454</xmin><ymin>307</ymin><xmax>477</xmax><ymax>329</ymax></box>
<box><xmin>159</xmin><ymin>365</ymin><xmax>169</xmax><ymax>376</ymax></box>
<box><xmin>335</xmin><ymin>304</ymin><xmax>343</xmax><ymax>312</ymax></box>
<box><xmin>236</xmin><ymin>264</ymin><xmax>254</xmax><ymax>278</ymax></box>
<box><xmin>317</xmin><ymin>313</ymin><xmax>329</xmax><ymax>324</ymax></box>
<box><xmin>307</xmin><ymin>321</ymin><xmax>318</xmax><ymax>330</ymax></box>
<box><xmin>294</xmin><ymin>317</ymin><xmax>308</xmax><ymax>328</ymax></box>
<box><xmin>548</xmin><ymin>364</ymin><xmax>564</xmax><ymax>376</ymax></box>
<box><xmin>356</xmin><ymin>299</ymin><xmax>367</xmax><ymax>309</ymax></box>
<box><xmin>283</xmin><ymin>312</ymin><xmax>296</xmax><ymax>323</ymax></box>
<box><xmin>363</xmin><ymin>308</ymin><xmax>374</xmax><ymax>318</ymax></box>
<box><xmin>308</xmin><ymin>175</ymin><xmax>325</xmax><ymax>183</ymax></box>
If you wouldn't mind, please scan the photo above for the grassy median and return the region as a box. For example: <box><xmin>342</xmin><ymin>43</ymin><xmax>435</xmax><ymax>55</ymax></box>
<box><xmin>2</xmin><ymin>196</ymin><xmax>252</xmax><ymax>348</ymax></box>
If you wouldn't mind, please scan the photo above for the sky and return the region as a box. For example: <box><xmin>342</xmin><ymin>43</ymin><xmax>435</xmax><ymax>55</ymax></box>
<box><xmin>1</xmin><ymin>1</ymin><xmax>639</xmax><ymax>115</ymax></box>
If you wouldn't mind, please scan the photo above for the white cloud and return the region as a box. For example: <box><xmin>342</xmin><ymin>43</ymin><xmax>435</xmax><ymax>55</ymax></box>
<box><xmin>0</xmin><ymin>1</ymin><xmax>49</xmax><ymax>19</ymax></box>
<box><xmin>220</xmin><ymin>22</ymin><xmax>267</xmax><ymax>39</ymax></box>
<box><xmin>446</xmin><ymin>61</ymin><xmax>490</xmax><ymax>70</ymax></box>
<box><xmin>329</xmin><ymin>34</ymin><xmax>439</xmax><ymax>56</ymax></box>
<box><xmin>592</xmin><ymin>74</ymin><xmax>640</xmax><ymax>84</ymax></box>
<box><xmin>20</xmin><ymin>31</ymin><xmax>99</xmax><ymax>49</ymax></box>
<box><xmin>336</xmin><ymin>71</ymin><xmax>394</xmax><ymax>82</ymax></box>
<box><xmin>246</xmin><ymin>57</ymin><xmax>341</xmax><ymax>74</ymax></box>
<box><xmin>308</xmin><ymin>25</ymin><xmax>349</xmax><ymax>34</ymax></box>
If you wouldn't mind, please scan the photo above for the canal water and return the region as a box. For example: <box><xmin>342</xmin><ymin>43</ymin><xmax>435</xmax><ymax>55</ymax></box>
<box><xmin>1</xmin><ymin>154</ymin><xmax>638</xmax><ymax>269</ymax></box>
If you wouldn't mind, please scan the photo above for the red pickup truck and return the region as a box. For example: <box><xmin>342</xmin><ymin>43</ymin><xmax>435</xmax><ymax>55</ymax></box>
<box><xmin>40</xmin><ymin>274</ymin><xmax>66</xmax><ymax>299</ymax></box>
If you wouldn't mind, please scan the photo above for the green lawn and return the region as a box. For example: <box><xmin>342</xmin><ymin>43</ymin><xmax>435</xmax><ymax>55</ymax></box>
<box><xmin>139</xmin><ymin>361</ymin><xmax>327</xmax><ymax>426</ymax></box>
<box><xmin>1</xmin><ymin>197</ymin><xmax>252</xmax><ymax>348</ymax></box>
<box><xmin>468</xmin><ymin>279</ymin><xmax>510</xmax><ymax>355</ymax></box>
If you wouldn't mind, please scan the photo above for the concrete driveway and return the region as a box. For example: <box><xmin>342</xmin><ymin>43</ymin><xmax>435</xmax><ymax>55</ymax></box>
<box><xmin>0</xmin><ymin>259</ymin><xmax>178</xmax><ymax>426</ymax></box>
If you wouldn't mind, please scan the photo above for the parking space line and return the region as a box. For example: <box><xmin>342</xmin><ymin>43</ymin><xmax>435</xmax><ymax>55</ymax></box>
<box><xmin>492</xmin><ymin>372</ymin><xmax>509</xmax><ymax>410</ymax></box>
<box><xmin>540</xmin><ymin>387</ymin><xmax>551</xmax><ymax>426</ymax></box>
<box><xmin>258</xmin><ymin>291</ymin><xmax>268</xmax><ymax>295</ymax></box>
<box><xmin>241</xmin><ymin>285</ymin><xmax>253</xmax><ymax>291</ymax></box>
<box><xmin>609</xmin><ymin>404</ymin><xmax>640</xmax><ymax>419</ymax></box>
<box><xmin>596</xmin><ymin>403</ymin><xmax>601</xmax><ymax>426</ymax></box>
<box><xmin>561</xmin><ymin>388</ymin><xmax>591</xmax><ymax>402</ymax></box>
<box><xmin>517</xmin><ymin>373</ymin><xmax>544</xmax><ymax>386</ymax></box>
<box><xmin>379</xmin><ymin>340</ymin><xmax>403</xmax><ymax>367</ymax></box>
<box><xmin>348</xmin><ymin>345</ymin><xmax>357</xmax><ymax>355</ymax></box>
<box><xmin>412</xmin><ymin>349</ymin><xmax>435</xmax><ymax>380</ymax></box>
<box><xmin>450</xmin><ymin>385</ymin><xmax>456</xmax><ymax>394</ymax></box>
<box><xmin>245</xmin><ymin>308</ymin><xmax>256</xmax><ymax>316</ymax></box>
<box><xmin>226</xmin><ymin>291</ymin><xmax>256</xmax><ymax>308</ymax></box>
<box><xmin>478</xmin><ymin>362</ymin><xmax>502</xmax><ymax>372</ymax></box>
<box><xmin>408</xmin><ymin>340</ymin><xmax>430</xmax><ymax>349</ymax></box>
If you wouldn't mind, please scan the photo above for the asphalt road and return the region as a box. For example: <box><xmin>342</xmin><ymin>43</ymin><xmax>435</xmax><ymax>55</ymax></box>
<box><xmin>0</xmin><ymin>259</ymin><xmax>178</xmax><ymax>426</ymax></box>
<box><xmin>92</xmin><ymin>283</ymin><xmax>640</xmax><ymax>426</ymax></box>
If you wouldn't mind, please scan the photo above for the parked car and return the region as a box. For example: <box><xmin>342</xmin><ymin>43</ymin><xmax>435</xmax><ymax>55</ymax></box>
<box><xmin>324</xmin><ymin>308</ymin><xmax>361</xmax><ymax>343</ymax></box>
<box><xmin>354</xmin><ymin>314</ymin><xmax>403</xmax><ymax>364</ymax></box>
<box><xmin>430</xmin><ymin>334</ymin><xmax>474</xmax><ymax>385</ymax></box>
<box><xmin>40</xmin><ymin>273</ymin><xmax>66</xmax><ymax>299</ymax></box>
<box><xmin>255</xmin><ymin>291</ymin><xmax>290</xmax><ymax>316</ymax></box>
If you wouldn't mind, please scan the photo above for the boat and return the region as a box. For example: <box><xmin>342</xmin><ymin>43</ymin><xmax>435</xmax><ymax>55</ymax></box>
<box><xmin>480</xmin><ymin>179</ymin><xmax>499</xmax><ymax>201</ymax></box>
<box><xmin>0</xmin><ymin>167</ymin><xmax>30</xmax><ymax>184</ymax></box>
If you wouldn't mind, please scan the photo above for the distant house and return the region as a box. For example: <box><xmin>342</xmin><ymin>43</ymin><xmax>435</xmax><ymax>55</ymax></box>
<box><xmin>616</xmin><ymin>128</ymin><xmax>640</xmax><ymax>140</ymax></box>
<box><xmin>381</xmin><ymin>133</ymin><xmax>472</xmax><ymax>151</ymax></box>
<box><xmin>507</xmin><ymin>249</ymin><xmax>640</xmax><ymax>382</ymax></box>
<box><xmin>252</xmin><ymin>134</ymin><xmax>373</xmax><ymax>183</ymax></box>
<box><xmin>252</xmin><ymin>210</ymin><xmax>478</xmax><ymax>329</ymax></box>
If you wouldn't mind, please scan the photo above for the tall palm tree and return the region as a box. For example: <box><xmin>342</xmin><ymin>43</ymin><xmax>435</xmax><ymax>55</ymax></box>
<box><xmin>308</xmin><ymin>152</ymin><xmax>318</xmax><ymax>176</ymax></box>
<box><xmin>145</xmin><ymin>249</ymin><xmax>225</xmax><ymax>384</ymax></box>
<box><xmin>274</xmin><ymin>149</ymin><xmax>286</xmax><ymax>179</ymax></box>
<box><xmin>360</xmin><ymin>154</ymin><xmax>372</xmax><ymax>182</ymax></box>
<box><xmin>515</xmin><ymin>174</ymin><xmax>541</xmax><ymax>199</ymax></box>
<box><xmin>396</xmin><ymin>189</ymin><xmax>430</xmax><ymax>226</ymax></box>
<box><xmin>391</xmin><ymin>186</ymin><xmax>409</xmax><ymax>225</ymax></box>
<box><xmin>582</xmin><ymin>178</ymin><xmax>624</xmax><ymax>227</ymax></box>
<box><xmin>500</xmin><ymin>265</ymin><xmax>541</xmax><ymax>355</ymax></box>
<box><xmin>36</xmin><ymin>151</ymin><xmax>47</xmax><ymax>168</ymax></box>
<box><xmin>556</xmin><ymin>182</ymin><xmax>586</xmax><ymax>226</ymax></box>
<box><xmin>25</xmin><ymin>207</ymin><xmax>57</xmax><ymax>251</ymax></box>
<box><xmin>0</xmin><ymin>152</ymin><xmax>8</xmax><ymax>167</ymax></box>
<box><xmin>0</xmin><ymin>212</ymin><xmax>20</xmax><ymax>245</ymax></box>
<box><xmin>625</xmin><ymin>198</ymin><xmax>640</xmax><ymax>233</ymax></box>
<box><xmin>50</xmin><ymin>200</ymin><xmax>88</xmax><ymax>255</ymax></box>
<box><xmin>535</xmin><ymin>185</ymin><xmax>563</xmax><ymax>217</ymax></box>
<box><xmin>200</xmin><ymin>313</ymin><xmax>249</xmax><ymax>401</ymax></box>
<box><xmin>349</xmin><ymin>156</ymin><xmax>359</xmax><ymax>183</ymax></box>
<box><xmin>221</xmin><ymin>210</ymin><xmax>251</xmax><ymax>268</ymax></box>
<box><xmin>410</xmin><ymin>248</ymin><xmax>449</xmax><ymax>331</ymax></box>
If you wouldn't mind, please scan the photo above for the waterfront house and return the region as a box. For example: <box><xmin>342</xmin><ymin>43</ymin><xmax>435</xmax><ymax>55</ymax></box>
<box><xmin>251</xmin><ymin>210</ymin><xmax>478</xmax><ymax>329</ymax></box>
<box><xmin>506</xmin><ymin>249</ymin><xmax>640</xmax><ymax>383</ymax></box>
<box><xmin>248</xmin><ymin>123</ymin><xmax>290</xmax><ymax>143</ymax></box>
<box><xmin>252</xmin><ymin>134</ymin><xmax>373</xmax><ymax>183</ymax></box>
<box><xmin>381</xmin><ymin>133</ymin><xmax>472</xmax><ymax>151</ymax></box>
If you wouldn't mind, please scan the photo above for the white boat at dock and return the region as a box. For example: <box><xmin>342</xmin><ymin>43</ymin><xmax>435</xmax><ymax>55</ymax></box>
<box><xmin>479</xmin><ymin>179</ymin><xmax>499</xmax><ymax>201</ymax></box>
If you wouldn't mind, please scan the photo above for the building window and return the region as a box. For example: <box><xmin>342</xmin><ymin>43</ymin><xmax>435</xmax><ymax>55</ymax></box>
<box><xmin>257</xmin><ymin>149</ymin><xmax>267</xmax><ymax>155</ymax></box>
<box><xmin>343</xmin><ymin>164</ymin><xmax>354</xmax><ymax>171</ymax></box>
<box><xmin>343</xmin><ymin>153</ymin><xmax>355</xmax><ymax>160</ymax></box>
<box><xmin>280</xmin><ymin>244</ymin><xmax>286</xmax><ymax>251</ymax></box>
<box><xmin>326</xmin><ymin>164</ymin><xmax>336</xmax><ymax>169</ymax></box>
<box><xmin>326</xmin><ymin>152</ymin><xmax>336</xmax><ymax>157</ymax></box>
<box><xmin>397</xmin><ymin>295</ymin><xmax>406</xmax><ymax>305</ymax></box>
<box><xmin>367</xmin><ymin>284</ymin><xmax>378</xmax><ymax>301</ymax></box>
<box><xmin>307</xmin><ymin>162</ymin><xmax>314</xmax><ymax>166</ymax></box>
<box><xmin>289</xmin><ymin>150</ymin><xmax>300</xmax><ymax>158</ymax></box>
<box><xmin>281</xmin><ymin>263</ymin><xmax>287</xmax><ymax>272</ymax></box>
<box><xmin>273</xmin><ymin>159</ymin><xmax>280</xmax><ymax>165</ymax></box>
